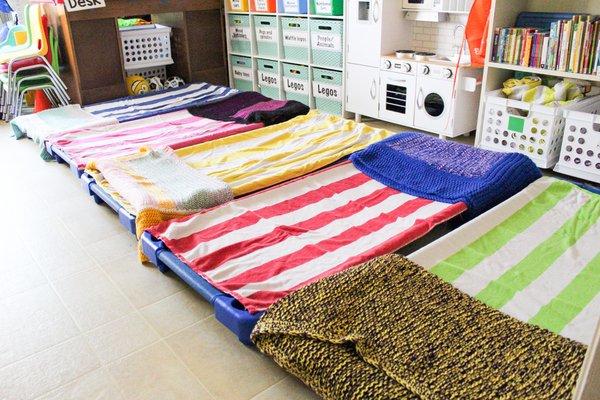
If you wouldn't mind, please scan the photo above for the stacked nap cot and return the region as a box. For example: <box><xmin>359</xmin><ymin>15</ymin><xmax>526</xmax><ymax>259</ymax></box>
<box><xmin>11</xmin><ymin>82</ymin><xmax>239</xmax><ymax>160</ymax></box>
<box><xmin>252</xmin><ymin>176</ymin><xmax>600</xmax><ymax>399</ymax></box>
<box><xmin>45</xmin><ymin>90</ymin><xmax>310</xmax><ymax>177</ymax></box>
<box><xmin>142</xmin><ymin>133</ymin><xmax>541</xmax><ymax>343</ymax></box>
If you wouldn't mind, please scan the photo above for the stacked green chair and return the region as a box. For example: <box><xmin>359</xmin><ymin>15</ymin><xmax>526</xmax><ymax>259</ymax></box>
<box><xmin>0</xmin><ymin>3</ymin><xmax>69</xmax><ymax>121</ymax></box>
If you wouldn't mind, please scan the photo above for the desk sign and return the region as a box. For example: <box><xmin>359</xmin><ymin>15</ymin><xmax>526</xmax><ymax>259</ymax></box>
<box><xmin>65</xmin><ymin>0</ymin><xmax>107</xmax><ymax>12</ymax></box>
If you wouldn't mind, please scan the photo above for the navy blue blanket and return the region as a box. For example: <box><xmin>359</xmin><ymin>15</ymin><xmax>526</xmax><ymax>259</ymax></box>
<box><xmin>350</xmin><ymin>133</ymin><xmax>541</xmax><ymax>219</ymax></box>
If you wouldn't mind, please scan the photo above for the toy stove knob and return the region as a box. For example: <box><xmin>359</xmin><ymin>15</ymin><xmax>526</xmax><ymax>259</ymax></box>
<box><xmin>384</xmin><ymin>60</ymin><xmax>392</xmax><ymax>69</ymax></box>
<box><xmin>443</xmin><ymin>68</ymin><xmax>453</xmax><ymax>78</ymax></box>
<box><xmin>402</xmin><ymin>63</ymin><xmax>412</xmax><ymax>72</ymax></box>
<box><xmin>421</xmin><ymin>65</ymin><xmax>430</xmax><ymax>75</ymax></box>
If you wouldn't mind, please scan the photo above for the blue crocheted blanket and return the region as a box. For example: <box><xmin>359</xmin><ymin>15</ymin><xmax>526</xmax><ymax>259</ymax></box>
<box><xmin>350</xmin><ymin>133</ymin><xmax>541</xmax><ymax>219</ymax></box>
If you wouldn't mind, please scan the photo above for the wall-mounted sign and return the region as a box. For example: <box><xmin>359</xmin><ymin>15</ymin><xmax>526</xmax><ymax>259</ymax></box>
<box><xmin>65</xmin><ymin>0</ymin><xmax>106</xmax><ymax>12</ymax></box>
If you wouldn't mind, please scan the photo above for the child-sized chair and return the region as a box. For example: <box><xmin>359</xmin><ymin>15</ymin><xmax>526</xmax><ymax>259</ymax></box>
<box><xmin>0</xmin><ymin>3</ymin><xmax>68</xmax><ymax>120</ymax></box>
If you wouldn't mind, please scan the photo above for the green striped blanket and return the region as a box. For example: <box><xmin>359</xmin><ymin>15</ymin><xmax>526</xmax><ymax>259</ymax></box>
<box><xmin>410</xmin><ymin>177</ymin><xmax>600</xmax><ymax>345</ymax></box>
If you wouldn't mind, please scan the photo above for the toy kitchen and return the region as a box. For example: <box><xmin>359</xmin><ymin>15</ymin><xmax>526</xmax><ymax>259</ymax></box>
<box><xmin>345</xmin><ymin>0</ymin><xmax>482</xmax><ymax>138</ymax></box>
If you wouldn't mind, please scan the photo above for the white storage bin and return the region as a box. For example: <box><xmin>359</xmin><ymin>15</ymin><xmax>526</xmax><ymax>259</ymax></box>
<box><xmin>125</xmin><ymin>66</ymin><xmax>167</xmax><ymax>80</ymax></box>
<box><xmin>554</xmin><ymin>105</ymin><xmax>600</xmax><ymax>184</ymax></box>
<box><xmin>480</xmin><ymin>90</ymin><xmax>599</xmax><ymax>169</ymax></box>
<box><xmin>120</xmin><ymin>24</ymin><xmax>174</xmax><ymax>70</ymax></box>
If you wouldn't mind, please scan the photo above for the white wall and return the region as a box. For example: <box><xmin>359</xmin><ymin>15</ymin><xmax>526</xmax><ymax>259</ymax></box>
<box><xmin>411</xmin><ymin>14</ymin><xmax>468</xmax><ymax>57</ymax></box>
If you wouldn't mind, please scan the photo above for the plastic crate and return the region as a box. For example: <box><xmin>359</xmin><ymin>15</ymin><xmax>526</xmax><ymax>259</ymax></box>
<box><xmin>480</xmin><ymin>90</ymin><xmax>600</xmax><ymax>169</ymax></box>
<box><xmin>230</xmin><ymin>55</ymin><xmax>254</xmax><ymax>92</ymax></box>
<box><xmin>282</xmin><ymin>62</ymin><xmax>310</xmax><ymax>105</ymax></box>
<box><xmin>228</xmin><ymin>0</ymin><xmax>249</xmax><ymax>11</ymax></box>
<box><xmin>125</xmin><ymin>66</ymin><xmax>167</xmax><ymax>81</ymax></box>
<box><xmin>310</xmin><ymin>19</ymin><xmax>343</xmax><ymax>68</ymax></box>
<box><xmin>257</xmin><ymin>58</ymin><xmax>281</xmax><ymax>99</ymax></box>
<box><xmin>554</xmin><ymin>103</ymin><xmax>600</xmax><ymax>184</ymax></box>
<box><xmin>228</xmin><ymin>14</ymin><xmax>252</xmax><ymax>55</ymax></box>
<box><xmin>312</xmin><ymin>67</ymin><xmax>342</xmax><ymax>114</ymax></box>
<box><xmin>281</xmin><ymin>17</ymin><xmax>309</xmax><ymax>63</ymax></box>
<box><xmin>253</xmin><ymin>15</ymin><xmax>278</xmax><ymax>58</ymax></box>
<box><xmin>250</xmin><ymin>0</ymin><xmax>277</xmax><ymax>12</ymax></box>
<box><xmin>277</xmin><ymin>0</ymin><xmax>308</xmax><ymax>14</ymax></box>
<box><xmin>309</xmin><ymin>0</ymin><xmax>343</xmax><ymax>16</ymax></box>
<box><xmin>119</xmin><ymin>24</ymin><xmax>173</xmax><ymax>70</ymax></box>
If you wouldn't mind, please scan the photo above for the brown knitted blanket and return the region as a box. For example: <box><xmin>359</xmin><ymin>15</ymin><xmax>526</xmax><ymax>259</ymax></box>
<box><xmin>252</xmin><ymin>254</ymin><xmax>587</xmax><ymax>400</ymax></box>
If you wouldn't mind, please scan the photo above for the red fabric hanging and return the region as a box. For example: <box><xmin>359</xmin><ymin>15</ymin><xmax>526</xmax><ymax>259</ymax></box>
<box><xmin>465</xmin><ymin>0</ymin><xmax>492</xmax><ymax>67</ymax></box>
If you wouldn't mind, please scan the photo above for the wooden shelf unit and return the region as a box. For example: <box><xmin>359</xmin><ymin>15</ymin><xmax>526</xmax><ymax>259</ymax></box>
<box><xmin>224</xmin><ymin>3</ymin><xmax>347</xmax><ymax>113</ymax></box>
<box><xmin>46</xmin><ymin>0</ymin><xmax>228</xmax><ymax>105</ymax></box>
<box><xmin>474</xmin><ymin>0</ymin><xmax>600</xmax><ymax>146</ymax></box>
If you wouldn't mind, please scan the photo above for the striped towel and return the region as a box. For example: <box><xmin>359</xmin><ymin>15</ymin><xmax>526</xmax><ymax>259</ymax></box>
<box><xmin>84</xmin><ymin>83</ymin><xmax>238</xmax><ymax>123</ymax></box>
<box><xmin>48</xmin><ymin>111</ymin><xmax>261</xmax><ymax>169</ymax></box>
<box><xmin>410</xmin><ymin>177</ymin><xmax>600</xmax><ymax>345</ymax></box>
<box><xmin>96</xmin><ymin>111</ymin><xmax>393</xmax><ymax>259</ymax></box>
<box><xmin>148</xmin><ymin>162</ymin><xmax>466</xmax><ymax>312</ymax></box>
<box><xmin>10</xmin><ymin>104</ymin><xmax>117</xmax><ymax>160</ymax></box>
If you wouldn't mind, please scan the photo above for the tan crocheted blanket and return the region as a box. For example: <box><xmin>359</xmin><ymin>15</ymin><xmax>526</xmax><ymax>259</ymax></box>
<box><xmin>252</xmin><ymin>254</ymin><xmax>587</xmax><ymax>400</ymax></box>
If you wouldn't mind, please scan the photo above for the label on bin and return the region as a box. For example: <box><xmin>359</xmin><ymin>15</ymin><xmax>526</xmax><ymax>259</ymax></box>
<box><xmin>284</xmin><ymin>0</ymin><xmax>300</xmax><ymax>13</ymax></box>
<box><xmin>313</xmin><ymin>82</ymin><xmax>342</xmax><ymax>101</ymax></box>
<box><xmin>283</xmin><ymin>30</ymin><xmax>309</xmax><ymax>48</ymax></box>
<box><xmin>315</xmin><ymin>0</ymin><xmax>332</xmax><ymax>14</ymax></box>
<box><xmin>284</xmin><ymin>77</ymin><xmax>309</xmax><ymax>95</ymax></box>
<box><xmin>230</xmin><ymin>26</ymin><xmax>251</xmax><ymax>41</ymax></box>
<box><xmin>231</xmin><ymin>0</ymin><xmax>243</xmax><ymax>9</ymax></box>
<box><xmin>257</xmin><ymin>27</ymin><xmax>277</xmax><ymax>43</ymax></box>
<box><xmin>311</xmin><ymin>32</ymin><xmax>341</xmax><ymax>52</ymax></box>
<box><xmin>233</xmin><ymin>66</ymin><xmax>253</xmax><ymax>81</ymax></box>
<box><xmin>259</xmin><ymin>71</ymin><xmax>279</xmax><ymax>88</ymax></box>
<box><xmin>255</xmin><ymin>0</ymin><xmax>269</xmax><ymax>11</ymax></box>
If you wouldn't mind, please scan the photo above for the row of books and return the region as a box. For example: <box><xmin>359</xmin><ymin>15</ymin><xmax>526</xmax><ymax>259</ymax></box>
<box><xmin>491</xmin><ymin>15</ymin><xmax>600</xmax><ymax>76</ymax></box>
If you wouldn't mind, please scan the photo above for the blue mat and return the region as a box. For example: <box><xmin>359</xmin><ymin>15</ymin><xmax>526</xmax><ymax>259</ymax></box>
<box><xmin>350</xmin><ymin>133</ymin><xmax>542</xmax><ymax>219</ymax></box>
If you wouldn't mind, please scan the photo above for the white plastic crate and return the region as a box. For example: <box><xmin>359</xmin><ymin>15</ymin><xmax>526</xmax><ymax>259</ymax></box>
<box><xmin>554</xmin><ymin>104</ymin><xmax>600</xmax><ymax>184</ymax></box>
<box><xmin>480</xmin><ymin>90</ymin><xmax>599</xmax><ymax>169</ymax></box>
<box><xmin>125</xmin><ymin>66</ymin><xmax>167</xmax><ymax>80</ymax></box>
<box><xmin>120</xmin><ymin>24</ymin><xmax>174</xmax><ymax>70</ymax></box>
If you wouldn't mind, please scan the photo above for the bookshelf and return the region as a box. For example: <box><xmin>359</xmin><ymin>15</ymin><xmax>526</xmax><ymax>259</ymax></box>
<box><xmin>223</xmin><ymin>2</ymin><xmax>347</xmax><ymax>114</ymax></box>
<box><xmin>474</xmin><ymin>0</ymin><xmax>600</xmax><ymax>146</ymax></box>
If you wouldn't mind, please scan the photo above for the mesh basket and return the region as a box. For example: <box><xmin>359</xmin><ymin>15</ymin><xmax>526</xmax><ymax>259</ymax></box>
<box><xmin>554</xmin><ymin>102</ymin><xmax>600</xmax><ymax>184</ymax></box>
<box><xmin>480</xmin><ymin>90</ymin><xmax>599</xmax><ymax>169</ymax></box>
<box><xmin>120</xmin><ymin>25</ymin><xmax>174</xmax><ymax>70</ymax></box>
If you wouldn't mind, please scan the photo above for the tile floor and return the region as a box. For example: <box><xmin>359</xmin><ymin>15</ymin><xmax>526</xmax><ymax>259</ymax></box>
<box><xmin>0</xmin><ymin>123</ymin><xmax>322</xmax><ymax>399</ymax></box>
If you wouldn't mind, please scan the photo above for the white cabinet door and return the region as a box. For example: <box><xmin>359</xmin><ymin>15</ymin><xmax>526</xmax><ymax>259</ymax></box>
<box><xmin>345</xmin><ymin>63</ymin><xmax>379</xmax><ymax>118</ymax></box>
<box><xmin>346</xmin><ymin>0</ymin><xmax>382</xmax><ymax>67</ymax></box>
<box><xmin>379</xmin><ymin>71</ymin><xmax>416</xmax><ymax>127</ymax></box>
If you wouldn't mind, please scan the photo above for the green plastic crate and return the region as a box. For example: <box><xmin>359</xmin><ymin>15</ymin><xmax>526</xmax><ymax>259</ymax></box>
<box><xmin>230</xmin><ymin>55</ymin><xmax>254</xmax><ymax>91</ymax></box>
<box><xmin>257</xmin><ymin>58</ymin><xmax>281</xmax><ymax>99</ymax></box>
<box><xmin>310</xmin><ymin>19</ymin><xmax>343</xmax><ymax>68</ymax></box>
<box><xmin>309</xmin><ymin>0</ymin><xmax>343</xmax><ymax>16</ymax></box>
<box><xmin>228</xmin><ymin>14</ymin><xmax>252</xmax><ymax>55</ymax></box>
<box><xmin>312</xmin><ymin>67</ymin><xmax>342</xmax><ymax>115</ymax></box>
<box><xmin>282</xmin><ymin>63</ymin><xmax>310</xmax><ymax>105</ymax></box>
<box><xmin>281</xmin><ymin>17</ymin><xmax>309</xmax><ymax>63</ymax></box>
<box><xmin>254</xmin><ymin>15</ymin><xmax>278</xmax><ymax>58</ymax></box>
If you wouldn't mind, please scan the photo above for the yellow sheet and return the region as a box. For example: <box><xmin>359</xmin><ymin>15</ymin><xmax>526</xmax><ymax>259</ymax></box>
<box><xmin>175</xmin><ymin>110</ymin><xmax>392</xmax><ymax>196</ymax></box>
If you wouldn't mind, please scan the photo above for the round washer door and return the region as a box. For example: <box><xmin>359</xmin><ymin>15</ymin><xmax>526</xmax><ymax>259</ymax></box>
<box><xmin>423</xmin><ymin>92</ymin><xmax>445</xmax><ymax>117</ymax></box>
<box><xmin>414</xmin><ymin>78</ymin><xmax>452</xmax><ymax>134</ymax></box>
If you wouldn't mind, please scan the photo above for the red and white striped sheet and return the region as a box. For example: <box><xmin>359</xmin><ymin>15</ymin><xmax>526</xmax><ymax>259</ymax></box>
<box><xmin>46</xmin><ymin>110</ymin><xmax>262</xmax><ymax>169</ymax></box>
<box><xmin>149</xmin><ymin>162</ymin><xmax>467</xmax><ymax>313</ymax></box>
